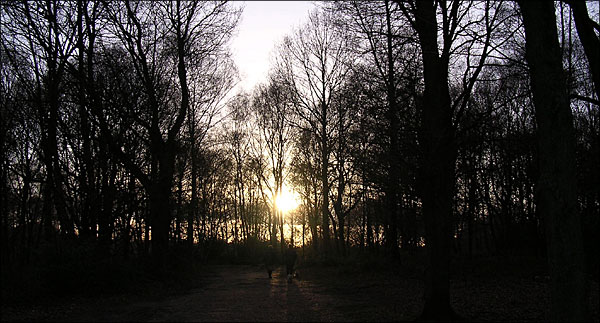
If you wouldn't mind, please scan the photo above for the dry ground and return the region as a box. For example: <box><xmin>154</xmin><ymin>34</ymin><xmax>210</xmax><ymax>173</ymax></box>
<box><xmin>1</xmin><ymin>263</ymin><xmax>598</xmax><ymax>322</ymax></box>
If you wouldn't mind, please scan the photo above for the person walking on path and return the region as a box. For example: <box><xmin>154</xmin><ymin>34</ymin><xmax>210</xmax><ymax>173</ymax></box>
<box><xmin>264</xmin><ymin>245</ymin><xmax>277</xmax><ymax>279</ymax></box>
<box><xmin>285</xmin><ymin>244</ymin><xmax>297</xmax><ymax>282</ymax></box>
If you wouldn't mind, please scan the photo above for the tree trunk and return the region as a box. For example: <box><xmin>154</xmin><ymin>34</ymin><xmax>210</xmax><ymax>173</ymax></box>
<box><xmin>270</xmin><ymin>205</ymin><xmax>276</xmax><ymax>245</ymax></box>
<box><xmin>98</xmin><ymin>143</ymin><xmax>115</xmax><ymax>256</ymax></box>
<box><xmin>418</xmin><ymin>67</ymin><xmax>457</xmax><ymax>320</ymax></box>
<box><xmin>189</xmin><ymin>153</ymin><xmax>197</xmax><ymax>246</ymax></box>
<box><xmin>518</xmin><ymin>2</ymin><xmax>589</xmax><ymax>320</ymax></box>
<box><xmin>334</xmin><ymin>173</ymin><xmax>346</xmax><ymax>254</ymax></box>
<box><xmin>321</xmin><ymin>122</ymin><xmax>331</xmax><ymax>255</ymax></box>
<box><xmin>384</xmin><ymin>0</ymin><xmax>400</xmax><ymax>257</ymax></box>
<box><xmin>312</xmin><ymin>179</ymin><xmax>319</xmax><ymax>252</ymax></box>
<box><xmin>568</xmin><ymin>0</ymin><xmax>600</xmax><ymax>102</ymax></box>
<box><xmin>149</xmin><ymin>157</ymin><xmax>175</xmax><ymax>264</ymax></box>
<box><xmin>337</xmin><ymin>212</ymin><xmax>345</xmax><ymax>254</ymax></box>
<box><xmin>0</xmin><ymin>145</ymin><xmax>8</xmax><ymax>264</ymax></box>
<box><xmin>413</xmin><ymin>1</ymin><xmax>458</xmax><ymax>319</ymax></box>
<box><xmin>175</xmin><ymin>163</ymin><xmax>184</xmax><ymax>242</ymax></box>
<box><xmin>84</xmin><ymin>2</ymin><xmax>100</xmax><ymax>240</ymax></box>
<box><xmin>280</xmin><ymin>209</ymin><xmax>285</xmax><ymax>251</ymax></box>
<box><xmin>48</xmin><ymin>58</ymin><xmax>71</xmax><ymax>237</ymax></box>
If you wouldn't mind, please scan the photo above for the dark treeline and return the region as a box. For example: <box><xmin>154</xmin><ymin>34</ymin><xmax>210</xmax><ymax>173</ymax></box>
<box><xmin>1</xmin><ymin>1</ymin><xmax>598</xmax><ymax>321</ymax></box>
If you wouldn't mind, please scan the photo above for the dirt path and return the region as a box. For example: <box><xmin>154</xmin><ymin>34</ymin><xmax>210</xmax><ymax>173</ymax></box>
<box><xmin>68</xmin><ymin>265</ymin><xmax>346</xmax><ymax>322</ymax></box>
<box><xmin>4</xmin><ymin>263</ymin><xmax>596</xmax><ymax>321</ymax></box>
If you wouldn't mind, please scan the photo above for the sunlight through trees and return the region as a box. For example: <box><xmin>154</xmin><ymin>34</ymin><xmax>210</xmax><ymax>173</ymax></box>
<box><xmin>1</xmin><ymin>1</ymin><xmax>598</xmax><ymax>320</ymax></box>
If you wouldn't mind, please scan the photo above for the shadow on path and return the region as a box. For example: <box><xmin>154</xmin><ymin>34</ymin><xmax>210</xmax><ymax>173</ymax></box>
<box><xmin>73</xmin><ymin>265</ymin><xmax>343</xmax><ymax>322</ymax></box>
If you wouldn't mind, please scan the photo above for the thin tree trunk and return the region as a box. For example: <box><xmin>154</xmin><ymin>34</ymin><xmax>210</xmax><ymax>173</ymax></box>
<box><xmin>384</xmin><ymin>0</ymin><xmax>400</xmax><ymax>257</ymax></box>
<box><xmin>321</xmin><ymin>97</ymin><xmax>331</xmax><ymax>255</ymax></box>
<box><xmin>98</xmin><ymin>140</ymin><xmax>113</xmax><ymax>255</ymax></box>
<box><xmin>176</xmin><ymin>163</ymin><xmax>184</xmax><ymax>242</ymax></box>
<box><xmin>366</xmin><ymin>199</ymin><xmax>373</xmax><ymax>249</ymax></box>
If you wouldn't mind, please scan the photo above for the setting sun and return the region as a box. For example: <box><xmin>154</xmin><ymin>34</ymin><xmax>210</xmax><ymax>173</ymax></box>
<box><xmin>274</xmin><ymin>188</ymin><xmax>300</xmax><ymax>213</ymax></box>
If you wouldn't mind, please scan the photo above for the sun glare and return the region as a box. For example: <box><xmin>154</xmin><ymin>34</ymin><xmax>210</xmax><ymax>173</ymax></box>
<box><xmin>274</xmin><ymin>188</ymin><xmax>300</xmax><ymax>213</ymax></box>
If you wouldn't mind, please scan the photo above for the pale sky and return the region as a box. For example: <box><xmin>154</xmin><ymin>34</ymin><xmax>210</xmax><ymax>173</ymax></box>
<box><xmin>230</xmin><ymin>1</ymin><xmax>317</xmax><ymax>93</ymax></box>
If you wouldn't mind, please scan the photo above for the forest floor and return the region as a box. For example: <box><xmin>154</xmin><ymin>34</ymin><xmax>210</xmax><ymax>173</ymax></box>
<box><xmin>1</xmin><ymin>259</ymin><xmax>598</xmax><ymax>322</ymax></box>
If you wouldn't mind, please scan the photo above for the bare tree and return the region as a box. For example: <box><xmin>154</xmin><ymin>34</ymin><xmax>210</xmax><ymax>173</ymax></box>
<box><xmin>518</xmin><ymin>1</ymin><xmax>589</xmax><ymax>320</ymax></box>
<box><xmin>274</xmin><ymin>9</ymin><xmax>353</xmax><ymax>254</ymax></box>
<box><xmin>250</xmin><ymin>80</ymin><xmax>289</xmax><ymax>249</ymax></box>
<box><xmin>162</xmin><ymin>0</ymin><xmax>239</xmax><ymax>247</ymax></box>
<box><xmin>395</xmin><ymin>0</ymin><xmax>508</xmax><ymax>319</ymax></box>
<box><xmin>290</xmin><ymin>128</ymin><xmax>322</xmax><ymax>252</ymax></box>
<box><xmin>2</xmin><ymin>0</ymin><xmax>79</xmax><ymax>239</ymax></box>
<box><xmin>331</xmin><ymin>0</ymin><xmax>423</xmax><ymax>255</ymax></box>
<box><xmin>567</xmin><ymin>0</ymin><xmax>600</xmax><ymax>104</ymax></box>
<box><xmin>98</xmin><ymin>0</ymin><xmax>240</xmax><ymax>262</ymax></box>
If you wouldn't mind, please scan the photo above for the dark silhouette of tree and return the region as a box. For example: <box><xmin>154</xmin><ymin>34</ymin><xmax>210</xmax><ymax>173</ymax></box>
<box><xmin>162</xmin><ymin>0</ymin><xmax>238</xmax><ymax>248</ymax></box>
<box><xmin>252</xmin><ymin>78</ymin><xmax>296</xmax><ymax>250</ymax></box>
<box><xmin>68</xmin><ymin>0</ymin><xmax>110</xmax><ymax>252</ymax></box>
<box><xmin>0</xmin><ymin>39</ymin><xmax>46</xmax><ymax>263</ymax></box>
<box><xmin>331</xmin><ymin>0</ymin><xmax>424</xmax><ymax>256</ymax></box>
<box><xmin>518</xmin><ymin>1</ymin><xmax>589</xmax><ymax>320</ymax></box>
<box><xmin>329</xmin><ymin>74</ymin><xmax>363</xmax><ymax>255</ymax></box>
<box><xmin>2</xmin><ymin>0</ymin><xmax>78</xmax><ymax>240</ymax></box>
<box><xmin>1</xmin><ymin>2</ymin><xmax>599</xmax><ymax>320</ymax></box>
<box><xmin>290</xmin><ymin>128</ymin><xmax>322</xmax><ymax>252</ymax></box>
<box><xmin>395</xmin><ymin>0</ymin><xmax>506</xmax><ymax>319</ymax></box>
<box><xmin>97</xmin><ymin>0</ymin><xmax>240</xmax><ymax>263</ymax></box>
<box><xmin>567</xmin><ymin>0</ymin><xmax>600</xmax><ymax>104</ymax></box>
<box><xmin>274</xmin><ymin>9</ymin><xmax>353</xmax><ymax>255</ymax></box>
<box><xmin>408</xmin><ymin>1</ymin><xmax>457</xmax><ymax>318</ymax></box>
